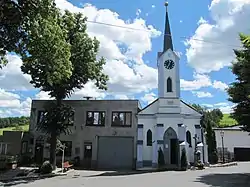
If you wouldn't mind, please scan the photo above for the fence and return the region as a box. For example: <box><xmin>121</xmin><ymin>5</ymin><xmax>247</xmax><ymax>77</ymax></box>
<box><xmin>217</xmin><ymin>147</ymin><xmax>234</xmax><ymax>163</ymax></box>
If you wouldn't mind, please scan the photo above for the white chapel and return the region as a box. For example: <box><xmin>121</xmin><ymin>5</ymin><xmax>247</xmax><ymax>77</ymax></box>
<box><xmin>136</xmin><ymin>2</ymin><xmax>208</xmax><ymax>169</ymax></box>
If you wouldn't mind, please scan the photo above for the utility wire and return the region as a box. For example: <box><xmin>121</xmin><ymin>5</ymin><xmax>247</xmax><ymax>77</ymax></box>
<box><xmin>86</xmin><ymin>20</ymin><xmax>242</xmax><ymax>48</ymax></box>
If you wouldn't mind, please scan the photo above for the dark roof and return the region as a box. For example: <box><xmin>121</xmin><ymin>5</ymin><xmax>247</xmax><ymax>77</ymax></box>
<box><xmin>163</xmin><ymin>4</ymin><xmax>173</xmax><ymax>52</ymax></box>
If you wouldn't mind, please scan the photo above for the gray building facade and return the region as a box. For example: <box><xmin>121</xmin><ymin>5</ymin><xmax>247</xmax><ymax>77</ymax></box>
<box><xmin>29</xmin><ymin>99</ymin><xmax>140</xmax><ymax>170</ymax></box>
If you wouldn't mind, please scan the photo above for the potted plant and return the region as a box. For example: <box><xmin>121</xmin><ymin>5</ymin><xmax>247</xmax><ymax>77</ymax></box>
<box><xmin>196</xmin><ymin>160</ymin><xmax>204</xmax><ymax>170</ymax></box>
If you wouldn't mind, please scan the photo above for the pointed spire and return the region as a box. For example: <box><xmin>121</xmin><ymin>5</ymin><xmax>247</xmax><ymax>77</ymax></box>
<box><xmin>163</xmin><ymin>2</ymin><xmax>173</xmax><ymax>52</ymax></box>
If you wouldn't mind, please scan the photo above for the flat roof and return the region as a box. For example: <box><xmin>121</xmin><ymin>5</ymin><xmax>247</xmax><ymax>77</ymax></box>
<box><xmin>213</xmin><ymin>125</ymin><xmax>243</xmax><ymax>131</ymax></box>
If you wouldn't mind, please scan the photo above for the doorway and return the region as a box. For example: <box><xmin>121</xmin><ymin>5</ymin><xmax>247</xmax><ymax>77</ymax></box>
<box><xmin>170</xmin><ymin>139</ymin><xmax>178</xmax><ymax>165</ymax></box>
<box><xmin>84</xmin><ymin>142</ymin><xmax>92</xmax><ymax>169</ymax></box>
<box><xmin>163</xmin><ymin>127</ymin><xmax>179</xmax><ymax>166</ymax></box>
<box><xmin>34</xmin><ymin>143</ymin><xmax>44</xmax><ymax>164</ymax></box>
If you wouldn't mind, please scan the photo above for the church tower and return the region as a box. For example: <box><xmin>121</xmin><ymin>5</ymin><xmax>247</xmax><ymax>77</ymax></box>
<box><xmin>158</xmin><ymin>2</ymin><xmax>180</xmax><ymax>98</ymax></box>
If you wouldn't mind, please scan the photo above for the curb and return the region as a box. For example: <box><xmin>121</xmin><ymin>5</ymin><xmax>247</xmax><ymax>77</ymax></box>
<box><xmin>210</xmin><ymin>162</ymin><xmax>238</xmax><ymax>168</ymax></box>
<box><xmin>0</xmin><ymin>172</ymin><xmax>67</xmax><ymax>183</ymax></box>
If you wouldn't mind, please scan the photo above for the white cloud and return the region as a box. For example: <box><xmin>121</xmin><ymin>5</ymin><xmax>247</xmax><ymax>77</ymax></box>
<box><xmin>54</xmin><ymin>0</ymin><xmax>160</xmax><ymax>95</ymax></box>
<box><xmin>213</xmin><ymin>80</ymin><xmax>229</xmax><ymax>91</ymax></box>
<box><xmin>192</xmin><ymin>91</ymin><xmax>213</xmax><ymax>98</ymax></box>
<box><xmin>197</xmin><ymin>17</ymin><xmax>207</xmax><ymax>25</ymax></box>
<box><xmin>201</xmin><ymin>102</ymin><xmax>235</xmax><ymax>114</ymax></box>
<box><xmin>218</xmin><ymin>105</ymin><xmax>234</xmax><ymax>114</ymax></box>
<box><xmin>141</xmin><ymin>92</ymin><xmax>156</xmax><ymax>104</ymax></box>
<box><xmin>186</xmin><ymin>0</ymin><xmax>250</xmax><ymax>73</ymax></box>
<box><xmin>72</xmin><ymin>82</ymin><xmax>106</xmax><ymax>99</ymax></box>
<box><xmin>201</xmin><ymin>104</ymin><xmax>214</xmax><ymax>108</ymax></box>
<box><xmin>180</xmin><ymin>74</ymin><xmax>212</xmax><ymax>91</ymax></box>
<box><xmin>0</xmin><ymin>1</ymin><xmax>162</xmax><ymax>116</ymax></box>
<box><xmin>35</xmin><ymin>91</ymin><xmax>53</xmax><ymax>100</ymax></box>
<box><xmin>214</xmin><ymin>102</ymin><xmax>229</xmax><ymax>107</ymax></box>
<box><xmin>0</xmin><ymin>54</ymin><xmax>32</xmax><ymax>91</ymax></box>
<box><xmin>114</xmin><ymin>94</ymin><xmax>129</xmax><ymax>100</ymax></box>
<box><xmin>181</xmin><ymin>73</ymin><xmax>229</xmax><ymax>92</ymax></box>
<box><xmin>0</xmin><ymin>89</ymin><xmax>20</xmax><ymax>108</ymax></box>
<box><xmin>0</xmin><ymin>89</ymin><xmax>31</xmax><ymax>117</ymax></box>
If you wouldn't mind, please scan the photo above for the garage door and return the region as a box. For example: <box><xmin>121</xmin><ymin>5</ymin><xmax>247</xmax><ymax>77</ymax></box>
<box><xmin>234</xmin><ymin>147</ymin><xmax>250</xmax><ymax>161</ymax></box>
<box><xmin>97</xmin><ymin>136</ymin><xmax>134</xmax><ymax>169</ymax></box>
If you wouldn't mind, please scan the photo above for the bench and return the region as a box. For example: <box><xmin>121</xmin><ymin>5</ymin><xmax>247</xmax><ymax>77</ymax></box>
<box><xmin>63</xmin><ymin>161</ymin><xmax>73</xmax><ymax>171</ymax></box>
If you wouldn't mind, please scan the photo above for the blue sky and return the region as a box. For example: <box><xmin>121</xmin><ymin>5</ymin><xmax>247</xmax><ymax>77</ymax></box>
<box><xmin>1</xmin><ymin>0</ymin><xmax>250</xmax><ymax>117</ymax></box>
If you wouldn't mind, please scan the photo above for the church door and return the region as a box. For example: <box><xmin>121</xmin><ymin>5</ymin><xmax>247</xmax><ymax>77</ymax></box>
<box><xmin>163</xmin><ymin>127</ymin><xmax>179</xmax><ymax>166</ymax></box>
<box><xmin>170</xmin><ymin>139</ymin><xmax>178</xmax><ymax>165</ymax></box>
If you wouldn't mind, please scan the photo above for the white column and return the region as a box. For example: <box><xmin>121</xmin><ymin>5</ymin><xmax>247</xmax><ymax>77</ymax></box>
<box><xmin>152</xmin><ymin>125</ymin><xmax>158</xmax><ymax>168</ymax></box>
<box><xmin>204</xmin><ymin>143</ymin><xmax>209</xmax><ymax>165</ymax></box>
<box><xmin>152</xmin><ymin>124</ymin><xmax>164</xmax><ymax>168</ymax></box>
<box><xmin>136</xmin><ymin>124</ymin><xmax>144</xmax><ymax>169</ymax></box>
<box><xmin>178</xmin><ymin>124</ymin><xmax>186</xmax><ymax>142</ymax></box>
<box><xmin>197</xmin><ymin>142</ymin><xmax>204</xmax><ymax>163</ymax></box>
<box><xmin>195</xmin><ymin>125</ymin><xmax>202</xmax><ymax>143</ymax></box>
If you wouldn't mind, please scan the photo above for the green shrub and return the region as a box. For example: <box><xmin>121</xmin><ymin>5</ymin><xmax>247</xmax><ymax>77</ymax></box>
<box><xmin>158</xmin><ymin>147</ymin><xmax>165</xmax><ymax>168</ymax></box>
<box><xmin>196</xmin><ymin>160</ymin><xmax>204</xmax><ymax>170</ymax></box>
<box><xmin>40</xmin><ymin>161</ymin><xmax>53</xmax><ymax>174</ymax></box>
<box><xmin>181</xmin><ymin>148</ymin><xmax>188</xmax><ymax>170</ymax></box>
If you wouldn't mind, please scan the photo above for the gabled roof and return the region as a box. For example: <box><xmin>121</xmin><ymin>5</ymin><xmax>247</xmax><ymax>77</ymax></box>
<box><xmin>180</xmin><ymin>100</ymin><xmax>202</xmax><ymax>115</ymax></box>
<box><xmin>139</xmin><ymin>98</ymin><xmax>159</xmax><ymax>112</ymax></box>
<box><xmin>138</xmin><ymin>98</ymin><xmax>202</xmax><ymax>116</ymax></box>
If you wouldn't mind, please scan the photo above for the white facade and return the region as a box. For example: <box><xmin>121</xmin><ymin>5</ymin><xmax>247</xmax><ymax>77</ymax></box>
<box><xmin>136</xmin><ymin>45</ymin><xmax>208</xmax><ymax>169</ymax></box>
<box><xmin>136</xmin><ymin>4</ymin><xmax>208</xmax><ymax>168</ymax></box>
<box><xmin>214</xmin><ymin>126</ymin><xmax>250</xmax><ymax>153</ymax></box>
<box><xmin>136</xmin><ymin>98</ymin><xmax>208</xmax><ymax>168</ymax></box>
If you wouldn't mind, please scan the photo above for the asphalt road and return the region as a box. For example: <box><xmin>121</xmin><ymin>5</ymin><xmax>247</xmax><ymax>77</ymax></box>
<box><xmin>3</xmin><ymin>162</ymin><xmax>250</xmax><ymax>187</ymax></box>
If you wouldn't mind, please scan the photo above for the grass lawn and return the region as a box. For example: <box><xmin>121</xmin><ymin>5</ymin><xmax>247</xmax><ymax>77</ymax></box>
<box><xmin>0</xmin><ymin>125</ymin><xmax>29</xmax><ymax>136</ymax></box>
<box><xmin>219</xmin><ymin>114</ymin><xmax>237</xmax><ymax>127</ymax></box>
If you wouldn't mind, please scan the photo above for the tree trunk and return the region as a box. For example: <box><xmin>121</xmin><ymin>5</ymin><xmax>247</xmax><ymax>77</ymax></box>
<box><xmin>49</xmin><ymin>98</ymin><xmax>63</xmax><ymax>169</ymax></box>
<box><xmin>50</xmin><ymin>131</ymin><xmax>57</xmax><ymax>170</ymax></box>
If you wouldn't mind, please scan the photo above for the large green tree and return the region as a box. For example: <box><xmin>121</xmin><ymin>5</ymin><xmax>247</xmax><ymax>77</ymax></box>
<box><xmin>20</xmin><ymin>5</ymin><xmax>108</xmax><ymax>167</ymax></box>
<box><xmin>0</xmin><ymin>0</ymin><xmax>57</xmax><ymax>67</ymax></box>
<box><xmin>228</xmin><ymin>33</ymin><xmax>250</xmax><ymax>132</ymax></box>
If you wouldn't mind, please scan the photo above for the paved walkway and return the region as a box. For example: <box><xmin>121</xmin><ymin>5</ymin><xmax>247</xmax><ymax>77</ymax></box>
<box><xmin>3</xmin><ymin>162</ymin><xmax>250</xmax><ymax>187</ymax></box>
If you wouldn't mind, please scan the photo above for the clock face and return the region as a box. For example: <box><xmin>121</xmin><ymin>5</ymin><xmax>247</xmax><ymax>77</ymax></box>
<box><xmin>164</xmin><ymin>59</ymin><xmax>175</xmax><ymax>69</ymax></box>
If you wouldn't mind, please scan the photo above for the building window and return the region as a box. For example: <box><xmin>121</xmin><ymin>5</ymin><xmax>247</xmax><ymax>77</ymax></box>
<box><xmin>67</xmin><ymin>112</ymin><xmax>74</xmax><ymax>126</ymax></box>
<box><xmin>0</xmin><ymin>143</ymin><xmax>7</xmax><ymax>155</ymax></box>
<box><xmin>167</xmin><ymin>77</ymin><xmax>172</xmax><ymax>92</ymax></box>
<box><xmin>186</xmin><ymin>131</ymin><xmax>192</xmax><ymax>147</ymax></box>
<box><xmin>56</xmin><ymin>141</ymin><xmax>72</xmax><ymax>157</ymax></box>
<box><xmin>86</xmin><ymin>111</ymin><xmax>105</xmax><ymax>126</ymax></box>
<box><xmin>146</xmin><ymin>130</ymin><xmax>152</xmax><ymax>146</ymax></box>
<box><xmin>37</xmin><ymin>110</ymin><xmax>45</xmax><ymax>124</ymax></box>
<box><xmin>21</xmin><ymin>141</ymin><xmax>28</xmax><ymax>154</ymax></box>
<box><xmin>112</xmin><ymin>112</ymin><xmax>132</xmax><ymax>127</ymax></box>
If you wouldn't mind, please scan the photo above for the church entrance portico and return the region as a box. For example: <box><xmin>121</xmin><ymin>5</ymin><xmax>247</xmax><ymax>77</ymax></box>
<box><xmin>163</xmin><ymin>127</ymin><xmax>179</xmax><ymax>166</ymax></box>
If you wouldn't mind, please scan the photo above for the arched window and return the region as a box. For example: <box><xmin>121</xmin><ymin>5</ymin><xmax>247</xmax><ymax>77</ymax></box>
<box><xmin>167</xmin><ymin>77</ymin><xmax>172</xmax><ymax>92</ymax></box>
<box><xmin>186</xmin><ymin>131</ymin><xmax>192</xmax><ymax>147</ymax></box>
<box><xmin>147</xmin><ymin>130</ymin><xmax>152</xmax><ymax>146</ymax></box>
